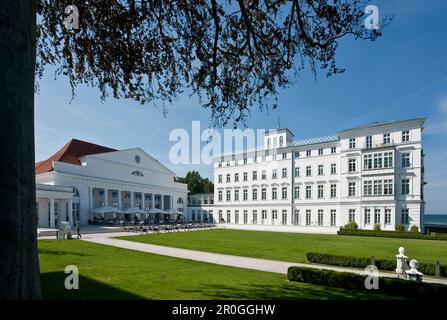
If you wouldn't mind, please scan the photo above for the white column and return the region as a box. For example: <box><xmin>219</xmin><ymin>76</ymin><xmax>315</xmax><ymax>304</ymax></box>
<box><xmin>68</xmin><ymin>198</ymin><xmax>73</xmax><ymax>226</ymax></box>
<box><xmin>117</xmin><ymin>190</ymin><xmax>122</xmax><ymax>209</ymax></box>
<box><xmin>49</xmin><ymin>198</ymin><xmax>55</xmax><ymax>228</ymax></box>
<box><xmin>151</xmin><ymin>193</ymin><xmax>155</xmax><ymax>209</ymax></box>
<box><xmin>161</xmin><ymin>195</ymin><xmax>164</xmax><ymax>211</ymax></box>
<box><xmin>104</xmin><ymin>188</ymin><xmax>108</xmax><ymax>207</ymax></box>
<box><xmin>142</xmin><ymin>193</ymin><xmax>146</xmax><ymax>210</ymax></box>
<box><xmin>130</xmin><ymin>192</ymin><xmax>134</xmax><ymax>208</ymax></box>
<box><xmin>170</xmin><ymin>195</ymin><xmax>173</xmax><ymax>211</ymax></box>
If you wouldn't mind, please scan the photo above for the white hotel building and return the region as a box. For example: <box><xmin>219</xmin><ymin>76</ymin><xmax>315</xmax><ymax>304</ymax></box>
<box><xmin>212</xmin><ymin>118</ymin><xmax>426</xmax><ymax>232</ymax></box>
<box><xmin>35</xmin><ymin>139</ymin><xmax>188</xmax><ymax>228</ymax></box>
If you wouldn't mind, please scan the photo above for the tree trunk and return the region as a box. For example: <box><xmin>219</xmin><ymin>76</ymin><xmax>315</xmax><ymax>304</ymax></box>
<box><xmin>0</xmin><ymin>1</ymin><xmax>41</xmax><ymax>299</ymax></box>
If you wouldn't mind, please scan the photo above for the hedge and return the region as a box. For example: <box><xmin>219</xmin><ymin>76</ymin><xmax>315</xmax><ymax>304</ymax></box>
<box><xmin>287</xmin><ymin>266</ymin><xmax>447</xmax><ymax>299</ymax></box>
<box><xmin>306</xmin><ymin>252</ymin><xmax>447</xmax><ymax>277</ymax></box>
<box><xmin>337</xmin><ymin>229</ymin><xmax>447</xmax><ymax>241</ymax></box>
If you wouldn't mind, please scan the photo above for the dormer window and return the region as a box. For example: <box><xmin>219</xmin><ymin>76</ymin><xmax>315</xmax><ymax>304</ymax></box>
<box><xmin>131</xmin><ymin>170</ymin><xmax>144</xmax><ymax>177</ymax></box>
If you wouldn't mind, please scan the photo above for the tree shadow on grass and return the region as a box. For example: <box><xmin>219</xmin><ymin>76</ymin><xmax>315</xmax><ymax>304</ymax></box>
<box><xmin>41</xmin><ymin>272</ymin><xmax>145</xmax><ymax>300</ymax></box>
<box><xmin>38</xmin><ymin>248</ymin><xmax>89</xmax><ymax>257</ymax></box>
<box><xmin>178</xmin><ymin>281</ymin><xmax>396</xmax><ymax>300</ymax></box>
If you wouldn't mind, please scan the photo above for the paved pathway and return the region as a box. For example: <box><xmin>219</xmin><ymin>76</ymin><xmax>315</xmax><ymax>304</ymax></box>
<box><xmin>81</xmin><ymin>232</ymin><xmax>447</xmax><ymax>286</ymax></box>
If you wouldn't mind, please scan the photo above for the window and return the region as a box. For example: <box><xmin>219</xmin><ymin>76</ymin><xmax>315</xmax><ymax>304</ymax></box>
<box><xmin>273</xmin><ymin>137</ymin><xmax>277</xmax><ymax>148</ymax></box>
<box><xmin>401</xmin><ymin>209</ymin><xmax>409</xmax><ymax>224</ymax></box>
<box><xmin>218</xmin><ymin>175</ymin><xmax>222</xmax><ymax>183</ymax></box>
<box><xmin>402</xmin><ymin>153</ymin><xmax>411</xmax><ymax>168</ymax></box>
<box><xmin>364</xmin><ymin>154</ymin><xmax>373</xmax><ymax>170</ymax></box>
<box><xmin>282</xmin><ymin>187</ymin><xmax>288</xmax><ymax>200</ymax></box>
<box><xmin>348</xmin><ymin>159</ymin><xmax>356</xmax><ymax>172</ymax></box>
<box><xmin>282</xmin><ymin>152</ymin><xmax>287</xmax><ymax>159</ymax></box>
<box><xmin>226</xmin><ymin>210</ymin><xmax>231</xmax><ymax>223</ymax></box>
<box><xmin>373</xmin><ymin>153</ymin><xmax>382</xmax><ymax>169</ymax></box>
<box><xmin>402</xmin><ymin>179</ymin><xmax>410</xmax><ymax>195</ymax></box>
<box><xmin>306</xmin><ymin>166</ymin><xmax>312</xmax><ymax>176</ymax></box>
<box><xmin>234</xmin><ymin>173</ymin><xmax>239</xmax><ymax>182</ymax></box>
<box><xmin>282</xmin><ymin>210</ymin><xmax>287</xmax><ymax>225</ymax></box>
<box><xmin>306</xmin><ymin>210</ymin><xmax>311</xmax><ymax>226</ymax></box>
<box><xmin>294</xmin><ymin>186</ymin><xmax>300</xmax><ymax>199</ymax></box>
<box><xmin>218</xmin><ymin>190</ymin><xmax>223</xmax><ymax>201</ymax></box>
<box><xmin>385</xmin><ymin>209</ymin><xmax>391</xmax><ymax>225</ymax></box>
<box><xmin>267</xmin><ymin>138</ymin><xmax>271</xmax><ymax>149</ymax></box>
<box><xmin>234</xmin><ymin>189</ymin><xmax>239</xmax><ymax>201</ymax></box>
<box><xmin>318</xmin><ymin>185</ymin><xmax>324</xmax><ymax>199</ymax></box>
<box><xmin>373</xmin><ymin>180</ymin><xmax>382</xmax><ymax>195</ymax></box>
<box><xmin>261</xmin><ymin>210</ymin><xmax>267</xmax><ymax>223</ymax></box>
<box><xmin>294</xmin><ymin>167</ymin><xmax>300</xmax><ymax>177</ymax></box>
<box><xmin>305</xmin><ymin>186</ymin><xmax>312</xmax><ymax>199</ymax></box>
<box><xmin>272</xmin><ymin>210</ymin><xmax>278</xmax><ymax>221</ymax></box>
<box><xmin>252</xmin><ymin>188</ymin><xmax>258</xmax><ymax>200</ymax></box>
<box><xmin>235</xmin><ymin>210</ymin><xmax>239</xmax><ymax>224</ymax></box>
<box><xmin>331</xmin><ymin>147</ymin><xmax>336</xmax><ymax>154</ymax></box>
<box><xmin>243</xmin><ymin>172</ymin><xmax>248</xmax><ymax>181</ymax></box>
<box><xmin>243</xmin><ymin>210</ymin><xmax>248</xmax><ymax>224</ymax></box>
<box><xmin>261</xmin><ymin>170</ymin><xmax>267</xmax><ymax>180</ymax></box>
<box><xmin>318</xmin><ymin>209</ymin><xmax>323</xmax><ymax>226</ymax></box>
<box><xmin>293</xmin><ymin>210</ymin><xmax>299</xmax><ymax>225</ymax></box>
<box><xmin>306</xmin><ymin>150</ymin><xmax>311</xmax><ymax>157</ymax></box>
<box><xmin>295</xmin><ymin>151</ymin><xmax>300</xmax><ymax>158</ymax></box>
<box><xmin>364</xmin><ymin>209</ymin><xmax>371</xmax><ymax>225</ymax></box>
<box><xmin>330</xmin><ymin>210</ymin><xmax>336</xmax><ymax>226</ymax></box>
<box><xmin>253</xmin><ymin>210</ymin><xmax>258</xmax><ymax>224</ymax></box>
<box><xmin>226</xmin><ymin>174</ymin><xmax>231</xmax><ymax>183</ymax></box>
<box><xmin>226</xmin><ymin>190</ymin><xmax>231</xmax><ymax>201</ymax></box>
<box><xmin>383</xmin><ymin>133</ymin><xmax>391</xmax><ymax>144</ymax></box>
<box><xmin>279</xmin><ymin>136</ymin><xmax>284</xmax><ymax>148</ymax></box>
<box><xmin>131</xmin><ymin>170</ymin><xmax>144</xmax><ymax>177</ymax></box>
<box><xmin>349</xmin><ymin>138</ymin><xmax>356</xmax><ymax>149</ymax></box>
<box><xmin>282</xmin><ymin>168</ymin><xmax>287</xmax><ymax>178</ymax></box>
<box><xmin>383</xmin><ymin>151</ymin><xmax>393</xmax><ymax>168</ymax></box>
<box><xmin>384</xmin><ymin>179</ymin><xmax>393</xmax><ymax>195</ymax></box>
<box><xmin>331</xmin><ymin>163</ymin><xmax>337</xmax><ymax>174</ymax></box>
<box><xmin>366</xmin><ymin>136</ymin><xmax>372</xmax><ymax>149</ymax></box>
<box><xmin>402</xmin><ymin>130</ymin><xmax>410</xmax><ymax>142</ymax></box>
<box><xmin>243</xmin><ymin>158</ymin><xmax>247</xmax><ymax>165</ymax></box>
<box><xmin>252</xmin><ymin>171</ymin><xmax>257</xmax><ymax>180</ymax></box>
<box><xmin>330</xmin><ymin>184</ymin><xmax>337</xmax><ymax>198</ymax></box>
<box><xmin>218</xmin><ymin>210</ymin><xmax>223</xmax><ymax>222</ymax></box>
<box><xmin>272</xmin><ymin>187</ymin><xmax>278</xmax><ymax>200</ymax></box>
<box><xmin>261</xmin><ymin>188</ymin><xmax>267</xmax><ymax>200</ymax></box>
<box><xmin>348</xmin><ymin>182</ymin><xmax>356</xmax><ymax>197</ymax></box>
<box><xmin>318</xmin><ymin>148</ymin><xmax>323</xmax><ymax>155</ymax></box>
<box><xmin>349</xmin><ymin>209</ymin><xmax>356</xmax><ymax>223</ymax></box>
<box><xmin>272</xmin><ymin>169</ymin><xmax>278</xmax><ymax>179</ymax></box>
<box><xmin>318</xmin><ymin>165</ymin><xmax>324</xmax><ymax>176</ymax></box>
<box><xmin>243</xmin><ymin>189</ymin><xmax>248</xmax><ymax>201</ymax></box>
<box><xmin>363</xmin><ymin>181</ymin><xmax>372</xmax><ymax>196</ymax></box>
<box><xmin>374</xmin><ymin>209</ymin><xmax>381</xmax><ymax>224</ymax></box>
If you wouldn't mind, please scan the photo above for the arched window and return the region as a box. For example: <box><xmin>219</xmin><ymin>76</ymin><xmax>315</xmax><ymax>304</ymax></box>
<box><xmin>72</xmin><ymin>187</ymin><xmax>80</xmax><ymax>197</ymax></box>
<box><xmin>279</xmin><ymin>136</ymin><xmax>284</xmax><ymax>148</ymax></box>
<box><xmin>177</xmin><ymin>197</ymin><xmax>184</xmax><ymax>204</ymax></box>
<box><xmin>131</xmin><ymin>170</ymin><xmax>144</xmax><ymax>177</ymax></box>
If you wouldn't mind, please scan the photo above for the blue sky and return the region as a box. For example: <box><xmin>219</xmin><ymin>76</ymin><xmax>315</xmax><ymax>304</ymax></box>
<box><xmin>35</xmin><ymin>0</ymin><xmax>447</xmax><ymax>214</ymax></box>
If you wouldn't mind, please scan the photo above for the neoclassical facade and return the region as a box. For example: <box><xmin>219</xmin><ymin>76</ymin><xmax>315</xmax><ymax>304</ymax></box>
<box><xmin>35</xmin><ymin>139</ymin><xmax>188</xmax><ymax>227</ymax></box>
<box><xmin>211</xmin><ymin>118</ymin><xmax>426</xmax><ymax>232</ymax></box>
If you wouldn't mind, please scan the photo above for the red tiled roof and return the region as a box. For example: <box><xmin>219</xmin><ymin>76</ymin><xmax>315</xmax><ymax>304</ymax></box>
<box><xmin>35</xmin><ymin>139</ymin><xmax>116</xmax><ymax>175</ymax></box>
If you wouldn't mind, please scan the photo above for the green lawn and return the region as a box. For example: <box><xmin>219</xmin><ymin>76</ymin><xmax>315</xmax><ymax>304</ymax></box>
<box><xmin>118</xmin><ymin>229</ymin><xmax>447</xmax><ymax>266</ymax></box>
<box><xmin>39</xmin><ymin>239</ymin><xmax>395</xmax><ymax>300</ymax></box>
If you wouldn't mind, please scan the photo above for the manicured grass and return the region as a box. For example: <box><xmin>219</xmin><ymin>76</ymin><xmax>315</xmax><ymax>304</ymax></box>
<box><xmin>39</xmin><ymin>239</ymin><xmax>394</xmax><ymax>300</ymax></box>
<box><xmin>119</xmin><ymin>229</ymin><xmax>447</xmax><ymax>266</ymax></box>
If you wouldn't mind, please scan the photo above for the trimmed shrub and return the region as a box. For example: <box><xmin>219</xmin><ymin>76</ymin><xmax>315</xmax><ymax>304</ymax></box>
<box><xmin>287</xmin><ymin>266</ymin><xmax>447</xmax><ymax>299</ymax></box>
<box><xmin>306</xmin><ymin>252</ymin><xmax>446</xmax><ymax>277</ymax></box>
<box><xmin>410</xmin><ymin>225</ymin><xmax>419</xmax><ymax>233</ymax></box>
<box><xmin>374</xmin><ymin>223</ymin><xmax>381</xmax><ymax>231</ymax></box>
<box><xmin>337</xmin><ymin>229</ymin><xmax>447</xmax><ymax>241</ymax></box>
<box><xmin>343</xmin><ymin>221</ymin><xmax>358</xmax><ymax>230</ymax></box>
<box><xmin>395</xmin><ymin>224</ymin><xmax>405</xmax><ymax>232</ymax></box>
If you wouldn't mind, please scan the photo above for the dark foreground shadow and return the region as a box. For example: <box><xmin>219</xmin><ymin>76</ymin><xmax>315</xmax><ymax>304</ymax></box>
<box><xmin>41</xmin><ymin>272</ymin><xmax>145</xmax><ymax>300</ymax></box>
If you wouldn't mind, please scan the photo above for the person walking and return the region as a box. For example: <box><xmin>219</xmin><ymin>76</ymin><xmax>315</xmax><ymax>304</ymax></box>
<box><xmin>76</xmin><ymin>222</ymin><xmax>82</xmax><ymax>239</ymax></box>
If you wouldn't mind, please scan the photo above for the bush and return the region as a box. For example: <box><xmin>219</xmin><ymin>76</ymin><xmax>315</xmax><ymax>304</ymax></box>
<box><xmin>410</xmin><ymin>225</ymin><xmax>419</xmax><ymax>233</ymax></box>
<box><xmin>306</xmin><ymin>252</ymin><xmax>446</xmax><ymax>277</ymax></box>
<box><xmin>343</xmin><ymin>221</ymin><xmax>358</xmax><ymax>230</ymax></box>
<box><xmin>337</xmin><ymin>229</ymin><xmax>447</xmax><ymax>241</ymax></box>
<box><xmin>395</xmin><ymin>224</ymin><xmax>405</xmax><ymax>232</ymax></box>
<box><xmin>287</xmin><ymin>266</ymin><xmax>447</xmax><ymax>299</ymax></box>
<box><xmin>374</xmin><ymin>223</ymin><xmax>381</xmax><ymax>231</ymax></box>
